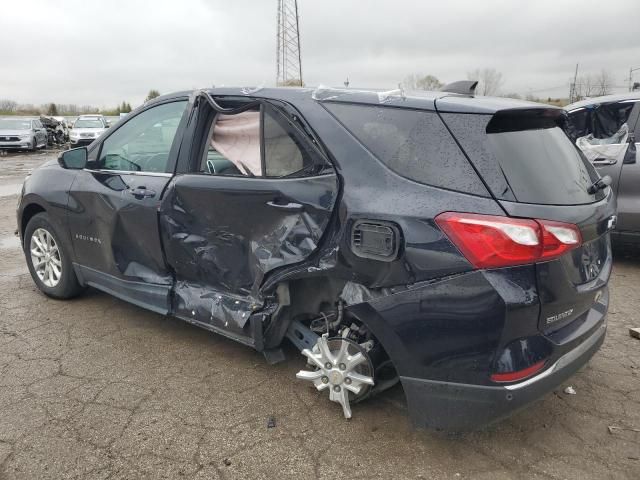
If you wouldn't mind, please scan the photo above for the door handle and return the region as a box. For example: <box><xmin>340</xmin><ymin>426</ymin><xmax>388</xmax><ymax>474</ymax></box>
<box><xmin>129</xmin><ymin>186</ymin><xmax>156</xmax><ymax>199</ymax></box>
<box><xmin>592</xmin><ymin>158</ymin><xmax>617</xmax><ymax>166</ymax></box>
<box><xmin>266</xmin><ymin>200</ymin><xmax>303</xmax><ymax>212</ymax></box>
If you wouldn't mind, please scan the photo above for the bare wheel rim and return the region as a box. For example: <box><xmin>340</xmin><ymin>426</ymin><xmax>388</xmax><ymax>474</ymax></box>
<box><xmin>30</xmin><ymin>227</ymin><xmax>62</xmax><ymax>288</ymax></box>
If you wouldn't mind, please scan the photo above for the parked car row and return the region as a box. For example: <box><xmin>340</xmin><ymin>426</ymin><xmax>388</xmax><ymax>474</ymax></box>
<box><xmin>0</xmin><ymin>114</ymin><xmax>110</xmax><ymax>151</ymax></box>
<box><xmin>17</xmin><ymin>85</ymin><xmax>616</xmax><ymax>431</ymax></box>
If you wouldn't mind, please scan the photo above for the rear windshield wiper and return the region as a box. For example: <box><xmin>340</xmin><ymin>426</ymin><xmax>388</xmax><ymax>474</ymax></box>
<box><xmin>587</xmin><ymin>175</ymin><xmax>612</xmax><ymax>194</ymax></box>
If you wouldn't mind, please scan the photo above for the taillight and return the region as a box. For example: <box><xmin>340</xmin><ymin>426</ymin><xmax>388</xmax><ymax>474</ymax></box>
<box><xmin>435</xmin><ymin>212</ymin><xmax>582</xmax><ymax>269</ymax></box>
<box><xmin>490</xmin><ymin>360</ymin><xmax>546</xmax><ymax>383</ymax></box>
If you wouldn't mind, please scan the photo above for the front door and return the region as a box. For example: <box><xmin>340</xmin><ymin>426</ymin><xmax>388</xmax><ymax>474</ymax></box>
<box><xmin>67</xmin><ymin>99</ymin><xmax>189</xmax><ymax>313</ymax></box>
<box><xmin>160</xmin><ymin>101</ymin><xmax>338</xmax><ymax>342</ymax></box>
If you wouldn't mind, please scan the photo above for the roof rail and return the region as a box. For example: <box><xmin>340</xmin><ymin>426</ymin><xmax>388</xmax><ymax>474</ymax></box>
<box><xmin>440</xmin><ymin>80</ymin><xmax>478</xmax><ymax>96</ymax></box>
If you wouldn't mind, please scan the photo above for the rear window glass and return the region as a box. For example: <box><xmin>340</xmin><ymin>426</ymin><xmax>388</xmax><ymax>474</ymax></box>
<box><xmin>324</xmin><ymin>103</ymin><xmax>488</xmax><ymax>196</ymax></box>
<box><xmin>441</xmin><ymin>112</ymin><xmax>605</xmax><ymax>205</ymax></box>
<box><xmin>487</xmin><ymin>127</ymin><xmax>602</xmax><ymax>205</ymax></box>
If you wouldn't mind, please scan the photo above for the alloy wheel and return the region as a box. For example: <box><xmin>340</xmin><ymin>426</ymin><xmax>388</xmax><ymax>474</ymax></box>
<box><xmin>30</xmin><ymin>228</ymin><xmax>62</xmax><ymax>287</ymax></box>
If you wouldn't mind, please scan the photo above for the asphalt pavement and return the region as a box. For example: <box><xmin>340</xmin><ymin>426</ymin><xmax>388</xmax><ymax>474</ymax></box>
<box><xmin>0</xmin><ymin>150</ymin><xmax>638</xmax><ymax>479</ymax></box>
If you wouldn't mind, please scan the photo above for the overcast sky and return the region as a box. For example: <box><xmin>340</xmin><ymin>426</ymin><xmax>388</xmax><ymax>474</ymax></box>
<box><xmin>2</xmin><ymin>0</ymin><xmax>639</xmax><ymax>108</ymax></box>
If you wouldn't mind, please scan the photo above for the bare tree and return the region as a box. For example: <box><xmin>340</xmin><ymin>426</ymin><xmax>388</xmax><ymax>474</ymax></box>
<box><xmin>467</xmin><ymin>68</ymin><xmax>504</xmax><ymax>96</ymax></box>
<box><xmin>79</xmin><ymin>105</ymin><xmax>99</xmax><ymax>114</ymax></box>
<box><xmin>0</xmin><ymin>99</ymin><xmax>18</xmax><ymax>112</ymax></box>
<box><xmin>574</xmin><ymin>70</ymin><xmax>614</xmax><ymax>99</ymax></box>
<box><xmin>402</xmin><ymin>74</ymin><xmax>443</xmax><ymax>91</ymax></box>
<box><xmin>593</xmin><ymin>70</ymin><xmax>614</xmax><ymax>96</ymax></box>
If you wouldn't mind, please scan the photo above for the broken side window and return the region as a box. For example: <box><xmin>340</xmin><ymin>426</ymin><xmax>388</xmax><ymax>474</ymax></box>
<box><xmin>205</xmin><ymin>110</ymin><xmax>261</xmax><ymax>176</ymax></box>
<box><xmin>200</xmin><ymin>102</ymin><xmax>326</xmax><ymax>178</ymax></box>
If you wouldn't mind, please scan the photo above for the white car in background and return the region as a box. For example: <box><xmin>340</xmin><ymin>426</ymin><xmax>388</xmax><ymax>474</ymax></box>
<box><xmin>69</xmin><ymin>115</ymin><xmax>108</xmax><ymax>147</ymax></box>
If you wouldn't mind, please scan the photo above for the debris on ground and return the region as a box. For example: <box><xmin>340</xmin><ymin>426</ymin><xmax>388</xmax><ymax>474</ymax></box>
<box><xmin>608</xmin><ymin>425</ymin><xmax>640</xmax><ymax>434</ymax></box>
<box><xmin>630</xmin><ymin>327</ymin><xmax>640</xmax><ymax>340</ymax></box>
<box><xmin>223</xmin><ymin>458</ymin><xmax>232</xmax><ymax>466</ymax></box>
<box><xmin>267</xmin><ymin>416</ymin><xmax>276</xmax><ymax>428</ymax></box>
<box><xmin>564</xmin><ymin>386</ymin><xmax>577</xmax><ymax>395</ymax></box>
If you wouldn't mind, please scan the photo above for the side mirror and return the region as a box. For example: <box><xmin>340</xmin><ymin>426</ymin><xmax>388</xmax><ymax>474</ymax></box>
<box><xmin>58</xmin><ymin>147</ymin><xmax>88</xmax><ymax>169</ymax></box>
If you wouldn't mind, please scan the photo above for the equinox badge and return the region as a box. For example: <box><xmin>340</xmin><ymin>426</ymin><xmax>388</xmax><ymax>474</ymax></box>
<box><xmin>546</xmin><ymin>309</ymin><xmax>574</xmax><ymax>325</ymax></box>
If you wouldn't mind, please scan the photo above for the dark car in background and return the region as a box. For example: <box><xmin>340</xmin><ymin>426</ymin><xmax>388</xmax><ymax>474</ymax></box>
<box><xmin>17</xmin><ymin>86</ymin><xmax>615</xmax><ymax>430</ymax></box>
<box><xmin>0</xmin><ymin>117</ymin><xmax>48</xmax><ymax>151</ymax></box>
<box><xmin>565</xmin><ymin>93</ymin><xmax>640</xmax><ymax>247</ymax></box>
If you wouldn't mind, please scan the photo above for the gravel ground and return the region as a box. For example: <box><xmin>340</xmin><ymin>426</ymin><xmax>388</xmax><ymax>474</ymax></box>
<box><xmin>0</xmin><ymin>151</ymin><xmax>638</xmax><ymax>479</ymax></box>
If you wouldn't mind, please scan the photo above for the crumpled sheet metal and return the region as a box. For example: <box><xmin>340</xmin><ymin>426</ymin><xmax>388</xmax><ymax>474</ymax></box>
<box><xmin>340</xmin><ymin>281</ymin><xmax>387</xmax><ymax>305</ymax></box>
<box><xmin>576</xmin><ymin>123</ymin><xmax>629</xmax><ymax>163</ymax></box>
<box><xmin>174</xmin><ymin>280</ymin><xmax>256</xmax><ymax>330</ymax></box>
<box><xmin>161</xmin><ymin>174</ymin><xmax>338</xmax><ymax>329</ymax></box>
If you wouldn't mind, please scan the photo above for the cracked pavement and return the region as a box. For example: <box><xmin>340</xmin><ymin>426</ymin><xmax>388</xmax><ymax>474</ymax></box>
<box><xmin>0</xmin><ymin>151</ymin><xmax>638</xmax><ymax>479</ymax></box>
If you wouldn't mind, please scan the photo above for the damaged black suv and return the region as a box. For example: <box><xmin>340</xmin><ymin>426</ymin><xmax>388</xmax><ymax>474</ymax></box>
<box><xmin>17</xmin><ymin>85</ymin><xmax>615</xmax><ymax>430</ymax></box>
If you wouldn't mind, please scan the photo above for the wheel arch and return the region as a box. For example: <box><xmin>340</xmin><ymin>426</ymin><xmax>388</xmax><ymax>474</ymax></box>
<box><xmin>267</xmin><ymin>275</ymin><xmax>409</xmax><ymax>377</ymax></box>
<box><xmin>20</xmin><ymin>201</ymin><xmax>47</xmax><ymax>241</ymax></box>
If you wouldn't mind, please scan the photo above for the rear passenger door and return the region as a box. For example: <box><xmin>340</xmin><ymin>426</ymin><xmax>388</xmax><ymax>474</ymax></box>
<box><xmin>160</xmin><ymin>101</ymin><xmax>338</xmax><ymax>342</ymax></box>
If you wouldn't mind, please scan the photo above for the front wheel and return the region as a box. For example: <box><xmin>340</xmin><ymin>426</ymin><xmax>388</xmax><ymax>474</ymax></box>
<box><xmin>24</xmin><ymin>212</ymin><xmax>84</xmax><ymax>299</ymax></box>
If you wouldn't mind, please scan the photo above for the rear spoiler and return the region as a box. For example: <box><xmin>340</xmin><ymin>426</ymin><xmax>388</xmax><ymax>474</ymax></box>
<box><xmin>440</xmin><ymin>80</ymin><xmax>478</xmax><ymax>96</ymax></box>
<box><xmin>487</xmin><ymin>108</ymin><xmax>566</xmax><ymax>133</ymax></box>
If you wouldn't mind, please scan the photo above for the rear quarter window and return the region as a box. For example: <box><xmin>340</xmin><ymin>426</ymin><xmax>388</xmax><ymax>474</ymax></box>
<box><xmin>441</xmin><ymin>112</ymin><xmax>604</xmax><ymax>205</ymax></box>
<box><xmin>324</xmin><ymin>103</ymin><xmax>488</xmax><ymax>196</ymax></box>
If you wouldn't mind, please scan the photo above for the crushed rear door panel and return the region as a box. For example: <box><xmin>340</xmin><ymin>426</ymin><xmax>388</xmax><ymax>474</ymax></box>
<box><xmin>159</xmin><ymin>173</ymin><xmax>338</xmax><ymax>334</ymax></box>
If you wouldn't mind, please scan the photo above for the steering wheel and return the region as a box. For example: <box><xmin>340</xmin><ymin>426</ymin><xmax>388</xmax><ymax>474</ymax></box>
<box><xmin>137</xmin><ymin>153</ymin><xmax>168</xmax><ymax>172</ymax></box>
<box><xmin>103</xmin><ymin>154</ymin><xmax>141</xmax><ymax>172</ymax></box>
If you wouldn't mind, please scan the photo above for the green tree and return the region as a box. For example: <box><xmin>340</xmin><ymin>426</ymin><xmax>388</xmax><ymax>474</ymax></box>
<box><xmin>46</xmin><ymin>103</ymin><xmax>58</xmax><ymax>116</ymax></box>
<box><xmin>145</xmin><ymin>90</ymin><xmax>161</xmax><ymax>102</ymax></box>
<box><xmin>125</xmin><ymin>102</ymin><xmax>132</xmax><ymax>112</ymax></box>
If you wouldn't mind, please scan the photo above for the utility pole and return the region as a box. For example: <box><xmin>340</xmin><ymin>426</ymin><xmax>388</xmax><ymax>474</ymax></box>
<box><xmin>570</xmin><ymin>63</ymin><xmax>579</xmax><ymax>103</ymax></box>
<box><xmin>276</xmin><ymin>0</ymin><xmax>303</xmax><ymax>87</ymax></box>
<box><xmin>629</xmin><ymin>67</ymin><xmax>640</xmax><ymax>92</ymax></box>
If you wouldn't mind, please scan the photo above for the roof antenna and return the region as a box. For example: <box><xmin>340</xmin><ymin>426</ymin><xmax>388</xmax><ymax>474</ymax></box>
<box><xmin>440</xmin><ymin>80</ymin><xmax>478</xmax><ymax>96</ymax></box>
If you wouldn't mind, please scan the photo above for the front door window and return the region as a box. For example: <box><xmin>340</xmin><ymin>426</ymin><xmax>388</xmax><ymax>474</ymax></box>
<box><xmin>98</xmin><ymin>101</ymin><xmax>187</xmax><ymax>173</ymax></box>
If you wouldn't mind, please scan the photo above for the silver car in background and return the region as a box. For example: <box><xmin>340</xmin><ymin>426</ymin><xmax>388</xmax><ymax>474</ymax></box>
<box><xmin>69</xmin><ymin>115</ymin><xmax>108</xmax><ymax>147</ymax></box>
<box><xmin>0</xmin><ymin>117</ymin><xmax>48</xmax><ymax>151</ymax></box>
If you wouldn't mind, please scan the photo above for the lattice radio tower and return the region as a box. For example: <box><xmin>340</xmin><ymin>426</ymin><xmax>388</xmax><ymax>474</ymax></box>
<box><xmin>276</xmin><ymin>0</ymin><xmax>303</xmax><ymax>86</ymax></box>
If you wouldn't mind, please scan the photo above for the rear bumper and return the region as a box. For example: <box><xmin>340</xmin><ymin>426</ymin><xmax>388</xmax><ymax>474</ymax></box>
<box><xmin>400</xmin><ymin>321</ymin><xmax>605</xmax><ymax>431</ymax></box>
<box><xmin>345</xmin><ymin>262</ymin><xmax>609</xmax><ymax>431</ymax></box>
